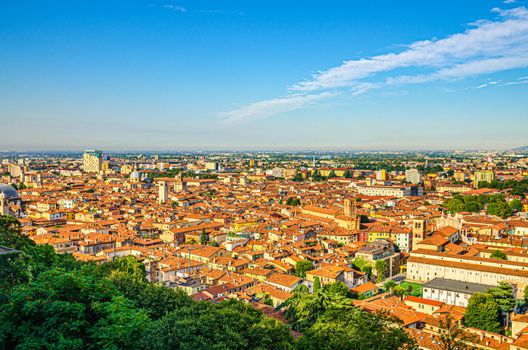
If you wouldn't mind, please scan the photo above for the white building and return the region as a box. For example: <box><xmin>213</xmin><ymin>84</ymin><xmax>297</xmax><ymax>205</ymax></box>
<box><xmin>357</xmin><ymin>184</ymin><xmax>423</xmax><ymax>197</ymax></box>
<box><xmin>405</xmin><ymin>169</ymin><xmax>422</xmax><ymax>184</ymax></box>
<box><xmin>159</xmin><ymin>181</ymin><xmax>168</xmax><ymax>204</ymax></box>
<box><xmin>422</xmin><ymin>278</ymin><xmax>494</xmax><ymax>307</ymax></box>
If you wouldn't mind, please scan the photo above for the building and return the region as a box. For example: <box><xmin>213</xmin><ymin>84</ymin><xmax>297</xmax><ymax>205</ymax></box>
<box><xmin>83</xmin><ymin>150</ymin><xmax>103</xmax><ymax>173</ymax></box>
<box><xmin>205</xmin><ymin>162</ymin><xmax>219</xmax><ymax>171</ymax></box>
<box><xmin>407</xmin><ymin>249</ymin><xmax>528</xmax><ymax>296</ymax></box>
<box><xmin>376</xmin><ymin>169</ymin><xmax>387</xmax><ymax>181</ymax></box>
<box><xmin>435</xmin><ymin>183</ymin><xmax>473</xmax><ymax>193</ymax></box>
<box><xmin>405</xmin><ymin>169</ymin><xmax>422</xmax><ymax>184</ymax></box>
<box><xmin>158</xmin><ymin>181</ymin><xmax>168</xmax><ymax>204</ymax></box>
<box><xmin>0</xmin><ymin>184</ymin><xmax>22</xmax><ymax>216</ymax></box>
<box><xmin>271</xmin><ymin>167</ymin><xmax>285</xmax><ymax>178</ymax></box>
<box><xmin>473</xmin><ymin>170</ymin><xmax>495</xmax><ymax>188</ymax></box>
<box><xmin>422</xmin><ymin>278</ymin><xmax>494</xmax><ymax>307</ymax></box>
<box><xmin>174</xmin><ymin>173</ymin><xmax>187</xmax><ymax>192</ymax></box>
<box><xmin>355</xmin><ymin>239</ymin><xmax>400</xmax><ymax>278</ymax></box>
<box><xmin>357</xmin><ymin>184</ymin><xmax>423</xmax><ymax>197</ymax></box>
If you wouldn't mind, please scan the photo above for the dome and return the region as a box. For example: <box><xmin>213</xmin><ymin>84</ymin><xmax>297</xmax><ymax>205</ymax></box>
<box><xmin>130</xmin><ymin>171</ymin><xmax>140</xmax><ymax>179</ymax></box>
<box><xmin>0</xmin><ymin>184</ymin><xmax>20</xmax><ymax>200</ymax></box>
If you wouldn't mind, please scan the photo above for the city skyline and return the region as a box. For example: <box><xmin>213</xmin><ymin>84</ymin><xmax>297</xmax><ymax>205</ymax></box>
<box><xmin>1</xmin><ymin>0</ymin><xmax>528</xmax><ymax>150</ymax></box>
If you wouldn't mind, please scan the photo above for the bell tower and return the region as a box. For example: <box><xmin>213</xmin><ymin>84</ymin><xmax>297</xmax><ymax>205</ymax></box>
<box><xmin>344</xmin><ymin>198</ymin><xmax>356</xmax><ymax>218</ymax></box>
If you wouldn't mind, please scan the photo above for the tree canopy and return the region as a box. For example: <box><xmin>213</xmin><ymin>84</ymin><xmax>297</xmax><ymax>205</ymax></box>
<box><xmin>464</xmin><ymin>292</ymin><xmax>501</xmax><ymax>333</ymax></box>
<box><xmin>0</xmin><ymin>214</ymin><xmax>418</xmax><ymax>350</ymax></box>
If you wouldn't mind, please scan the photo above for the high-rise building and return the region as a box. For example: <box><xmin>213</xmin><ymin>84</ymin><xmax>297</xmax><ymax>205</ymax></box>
<box><xmin>405</xmin><ymin>169</ymin><xmax>422</xmax><ymax>184</ymax></box>
<box><xmin>83</xmin><ymin>150</ymin><xmax>103</xmax><ymax>173</ymax></box>
<box><xmin>159</xmin><ymin>181</ymin><xmax>168</xmax><ymax>204</ymax></box>
<box><xmin>375</xmin><ymin>169</ymin><xmax>387</xmax><ymax>181</ymax></box>
<box><xmin>473</xmin><ymin>170</ymin><xmax>495</xmax><ymax>188</ymax></box>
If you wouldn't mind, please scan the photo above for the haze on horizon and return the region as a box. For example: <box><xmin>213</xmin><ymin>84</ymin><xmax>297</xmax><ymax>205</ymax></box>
<box><xmin>1</xmin><ymin>0</ymin><xmax>527</xmax><ymax>151</ymax></box>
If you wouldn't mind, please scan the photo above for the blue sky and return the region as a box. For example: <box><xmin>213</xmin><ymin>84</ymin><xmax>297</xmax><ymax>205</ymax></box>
<box><xmin>1</xmin><ymin>0</ymin><xmax>527</xmax><ymax>151</ymax></box>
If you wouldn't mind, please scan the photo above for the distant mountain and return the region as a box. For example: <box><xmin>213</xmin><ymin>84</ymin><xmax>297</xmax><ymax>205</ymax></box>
<box><xmin>512</xmin><ymin>146</ymin><xmax>528</xmax><ymax>152</ymax></box>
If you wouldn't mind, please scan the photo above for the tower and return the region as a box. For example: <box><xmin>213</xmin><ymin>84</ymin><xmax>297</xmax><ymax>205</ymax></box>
<box><xmin>411</xmin><ymin>219</ymin><xmax>427</xmax><ymax>250</ymax></box>
<box><xmin>174</xmin><ymin>173</ymin><xmax>187</xmax><ymax>192</ymax></box>
<box><xmin>344</xmin><ymin>198</ymin><xmax>356</xmax><ymax>218</ymax></box>
<box><xmin>159</xmin><ymin>181</ymin><xmax>168</xmax><ymax>204</ymax></box>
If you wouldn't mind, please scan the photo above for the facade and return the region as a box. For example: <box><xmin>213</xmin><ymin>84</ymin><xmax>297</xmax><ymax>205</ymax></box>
<box><xmin>83</xmin><ymin>150</ymin><xmax>103</xmax><ymax>173</ymax></box>
<box><xmin>205</xmin><ymin>162</ymin><xmax>219</xmax><ymax>171</ymax></box>
<box><xmin>407</xmin><ymin>250</ymin><xmax>528</xmax><ymax>296</ymax></box>
<box><xmin>405</xmin><ymin>169</ymin><xmax>422</xmax><ymax>184</ymax></box>
<box><xmin>158</xmin><ymin>181</ymin><xmax>168</xmax><ymax>204</ymax></box>
<box><xmin>422</xmin><ymin>278</ymin><xmax>494</xmax><ymax>307</ymax></box>
<box><xmin>357</xmin><ymin>184</ymin><xmax>423</xmax><ymax>197</ymax></box>
<box><xmin>271</xmin><ymin>167</ymin><xmax>285</xmax><ymax>178</ymax></box>
<box><xmin>0</xmin><ymin>184</ymin><xmax>22</xmax><ymax>216</ymax></box>
<box><xmin>355</xmin><ymin>239</ymin><xmax>400</xmax><ymax>278</ymax></box>
<box><xmin>473</xmin><ymin>170</ymin><xmax>495</xmax><ymax>188</ymax></box>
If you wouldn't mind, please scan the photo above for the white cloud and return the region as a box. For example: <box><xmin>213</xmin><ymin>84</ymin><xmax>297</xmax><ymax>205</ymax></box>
<box><xmin>221</xmin><ymin>7</ymin><xmax>528</xmax><ymax>122</ymax></box>
<box><xmin>163</xmin><ymin>5</ymin><xmax>186</xmax><ymax>12</ymax></box>
<box><xmin>219</xmin><ymin>92</ymin><xmax>336</xmax><ymax>124</ymax></box>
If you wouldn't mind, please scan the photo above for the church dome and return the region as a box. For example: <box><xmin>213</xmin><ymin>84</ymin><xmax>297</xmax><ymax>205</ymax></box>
<box><xmin>0</xmin><ymin>184</ymin><xmax>20</xmax><ymax>200</ymax></box>
<box><xmin>130</xmin><ymin>171</ymin><xmax>140</xmax><ymax>180</ymax></box>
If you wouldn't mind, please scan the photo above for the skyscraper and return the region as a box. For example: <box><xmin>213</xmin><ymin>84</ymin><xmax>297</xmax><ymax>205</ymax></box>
<box><xmin>83</xmin><ymin>150</ymin><xmax>103</xmax><ymax>173</ymax></box>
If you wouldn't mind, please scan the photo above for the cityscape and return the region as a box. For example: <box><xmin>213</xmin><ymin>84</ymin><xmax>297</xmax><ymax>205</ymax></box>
<box><xmin>2</xmin><ymin>1</ymin><xmax>528</xmax><ymax>350</ymax></box>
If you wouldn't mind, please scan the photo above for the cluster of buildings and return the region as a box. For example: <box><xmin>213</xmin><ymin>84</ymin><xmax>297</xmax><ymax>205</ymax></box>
<box><xmin>2</xmin><ymin>150</ymin><xmax>528</xmax><ymax>349</ymax></box>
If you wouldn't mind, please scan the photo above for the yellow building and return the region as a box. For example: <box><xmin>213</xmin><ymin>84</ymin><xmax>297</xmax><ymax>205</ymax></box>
<box><xmin>376</xmin><ymin>169</ymin><xmax>387</xmax><ymax>181</ymax></box>
<box><xmin>318</xmin><ymin>168</ymin><xmax>350</xmax><ymax>177</ymax></box>
<box><xmin>120</xmin><ymin>164</ymin><xmax>134</xmax><ymax>175</ymax></box>
<box><xmin>453</xmin><ymin>171</ymin><xmax>466</xmax><ymax>182</ymax></box>
<box><xmin>233</xmin><ymin>220</ymin><xmax>259</xmax><ymax>232</ymax></box>
<box><xmin>473</xmin><ymin>170</ymin><xmax>495</xmax><ymax>188</ymax></box>
<box><xmin>83</xmin><ymin>150</ymin><xmax>102</xmax><ymax>173</ymax></box>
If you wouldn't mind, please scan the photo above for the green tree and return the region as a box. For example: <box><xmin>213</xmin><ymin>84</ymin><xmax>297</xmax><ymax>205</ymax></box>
<box><xmin>283</xmin><ymin>284</ymin><xmax>352</xmax><ymax>332</ymax></box>
<box><xmin>294</xmin><ymin>259</ymin><xmax>315</xmax><ymax>278</ymax></box>
<box><xmin>199</xmin><ymin>228</ymin><xmax>208</xmax><ymax>245</ymax></box>
<box><xmin>464</xmin><ymin>292</ymin><xmax>501</xmax><ymax>333</ymax></box>
<box><xmin>343</xmin><ymin>170</ymin><xmax>352</xmax><ymax>179</ymax></box>
<box><xmin>294</xmin><ymin>308</ymin><xmax>416</xmax><ymax>350</ymax></box>
<box><xmin>488</xmin><ymin>282</ymin><xmax>515</xmax><ymax>330</ymax></box>
<box><xmin>324</xmin><ymin>282</ymin><xmax>350</xmax><ymax>298</ymax></box>
<box><xmin>446</xmin><ymin>198</ymin><xmax>465</xmax><ymax>213</ymax></box>
<box><xmin>487</xmin><ymin>201</ymin><xmax>513</xmax><ymax>218</ymax></box>
<box><xmin>143</xmin><ymin>300</ymin><xmax>293</xmax><ymax>350</ymax></box>
<box><xmin>314</xmin><ymin>276</ymin><xmax>321</xmax><ymax>293</ymax></box>
<box><xmin>509</xmin><ymin>199</ymin><xmax>523</xmax><ymax>212</ymax></box>
<box><xmin>463</xmin><ymin>201</ymin><xmax>482</xmax><ymax>212</ymax></box>
<box><xmin>293</xmin><ymin>173</ymin><xmax>304</xmax><ymax>182</ymax></box>
<box><xmin>384</xmin><ymin>280</ymin><xmax>396</xmax><ymax>292</ymax></box>
<box><xmin>393</xmin><ymin>286</ymin><xmax>408</xmax><ymax>298</ymax></box>
<box><xmin>108</xmin><ymin>271</ymin><xmax>191</xmax><ymax>320</ymax></box>
<box><xmin>375</xmin><ymin>260</ymin><xmax>388</xmax><ymax>283</ymax></box>
<box><xmin>0</xmin><ymin>267</ymin><xmax>123</xmax><ymax>349</ymax></box>
<box><xmin>490</xmin><ymin>249</ymin><xmax>507</xmax><ymax>260</ymax></box>
<box><xmin>91</xmin><ymin>295</ymin><xmax>149</xmax><ymax>350</ymax></box>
